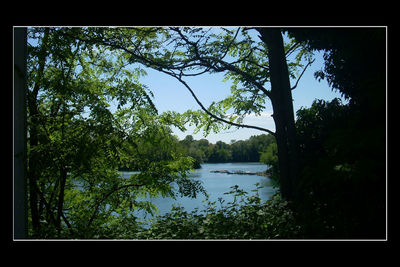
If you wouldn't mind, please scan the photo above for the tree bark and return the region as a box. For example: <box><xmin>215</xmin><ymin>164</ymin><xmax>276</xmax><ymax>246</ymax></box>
<box><xmin>56</xmin><ymin>104</ymin><xmax>67</xmax><ymax>237</ymax></box>
<box><xmin>257</xmin><ymin>28</ymin><xmax>300</xmax><ymax>201</ymax></box>
<box><xmin>27</xmin><ymin>90</ymin><xmax>40</xmax><ymax>236</ymax></box>
<box><xmin>27</xmin><ymin>28</ymin><xmax>50</xmax><ymax>236</ymax></box>
<box><xmin>56</xmin><ymin>167</ymin><xmax>67</xmax><ymax>236</ymax></box>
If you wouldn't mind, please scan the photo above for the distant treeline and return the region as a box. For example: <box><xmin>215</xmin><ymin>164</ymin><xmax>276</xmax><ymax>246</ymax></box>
<box><xmin>177</xmin><ymin>134</ymin><xmax>276</xmax><ymax>168</ymax></box>
<box><xmin>118</xmin><ymin>132</ymin><xmax>277</xmax><ymax>171</ymax></box>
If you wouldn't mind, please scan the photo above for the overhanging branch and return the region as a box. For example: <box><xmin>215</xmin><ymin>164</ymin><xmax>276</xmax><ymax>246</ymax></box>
<box><xmin>291</xmin><ymin>59</ymin><xmax>315</xmax><ymax>90</ymax></box>
<box><xmin>68</xmin><ymin>30</ymin><xmax>275</xmax><ymax>136</ymax></box>
<box><xmin>168</xmin><ymin>73</ymin><xmax>275</xmax><ymax>136</ymax></box>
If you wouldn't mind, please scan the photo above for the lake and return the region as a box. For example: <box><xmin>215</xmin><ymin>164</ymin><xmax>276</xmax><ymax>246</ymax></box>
<box><xmin>122</xmin><ymin>162</ymin><xmax>277</xmax><ymax>223</ymax></box>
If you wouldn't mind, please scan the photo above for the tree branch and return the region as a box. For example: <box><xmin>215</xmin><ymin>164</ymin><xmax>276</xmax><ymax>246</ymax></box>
<box><xmin>291</xmin><ymin>59</ymin><xmax>315</xmax><ymax>90</ymax></box>
<box><xmin>211</xmin><ymin>57</ymin><xmax>272</xmax><ymax>98</ymax></box>
<box><xmin>68</xmin><ymin>30</ymin><xmax>275</xmax><ymax>136</ymax></box>
<box><xmin>285</xmin><ymin>42</ymin><xmax>301</xmax><ymax>58</ymax></box>
<box><xmin>167</xmin><ymin>27</ymin><xmax>272</xmax><ymax>98</ymax></box>
<box><xmin>219</xmin><ymin>27</ymin><xmax>241</xmax><ymax>61</ymax></box>
<box><xmin>87</xmin><ymin>183</ymin><xmax>144</xmax><ymax>228</ymax></box>
<box><xmin>169</xmin><ymin>74</ymin><xmax>275</xmax><ymax>136</ymax></box>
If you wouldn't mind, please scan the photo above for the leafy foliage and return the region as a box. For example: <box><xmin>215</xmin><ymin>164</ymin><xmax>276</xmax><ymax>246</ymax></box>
<box><xmin>259</xmin><ymin>141</ymin><xmax>279</xmax><ymax>186</ymax></box>
<box><xmin>73</xmin><ymin>27</ymin><xmax>311</xmax><ymax>137</ymax></box>
<box><xmin>26</xmin><ymin>27</ymin><xmax>205</xmax><ymax>238</ymax></box>
<box><xmin>134</xmin><ymin>185</ymin><xmax>301</xmax><ymax>240</ymax></box>
<box><xmin>294</xmin><ymin>98</ymin><xmax>386</xmax><ymax>238</ymax></box>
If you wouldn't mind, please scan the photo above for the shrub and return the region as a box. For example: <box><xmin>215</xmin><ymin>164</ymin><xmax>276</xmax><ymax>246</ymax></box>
<box><xmin>136</xmin><ymin>184</ymin><xmax>302</xmax><ymax>240</ymax></box>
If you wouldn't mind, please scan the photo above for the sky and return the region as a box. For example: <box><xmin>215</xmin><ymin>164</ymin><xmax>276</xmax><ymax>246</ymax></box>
<box><xmin>138</xmin><ymin>49</ymin><xmax>346</xmax><ymax>144</ymax></box>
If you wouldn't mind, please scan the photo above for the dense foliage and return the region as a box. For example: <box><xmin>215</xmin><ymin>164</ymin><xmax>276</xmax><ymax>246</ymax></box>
<box><xmin>94</xmin><ymin>184</ymin><xmax>300</xmax><ymax>239</ymax></box>
<box><xmin>286</xmin><ymin>28</ymin><xmax>386</xmax><ymax>238</ymax></box>
<box><xmin>142</xmin><ymin>186</ymin><xmax>300</xmax><ymax>240</ymax></box>
<box><xmin>26</xmin><ymin>27</ymin><xmax>205</xmax><ymax>238</ymax></box>
<box><xmin>176</xmin><ymin>134</ymin><xmax>276</xmax><ymax>167</ymax></box>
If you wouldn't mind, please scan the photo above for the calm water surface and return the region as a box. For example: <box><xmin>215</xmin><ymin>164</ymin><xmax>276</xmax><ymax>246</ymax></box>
<box><xmin>122</xmin><ymin>162</ymin><xmax>276</xmax><ymax>221</ymax></box>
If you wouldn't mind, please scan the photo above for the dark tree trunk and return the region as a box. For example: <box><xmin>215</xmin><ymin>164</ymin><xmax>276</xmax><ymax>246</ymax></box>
<box><xmin>27</xmin><ymin>94</ymin><xmax>40</xmax><ymax>236</ymax></box>
<box><xmin>27</xmin><ymin>28</ymin><xmax>50</xmax><ymax>237</ymax></box>
<box><xmin>56</xmin><ymin>167</ymin><xmax>67</xmax><ymax>236</ymax></box>
<box><xmin>56</xmin><ymin>104</ymin><xmax>68</xmax><ymax>237</ymax></box>
<box><xmin>257</xmin><ymin>28</ymin><xmax>300</xmax><ymax>201</ymax></box>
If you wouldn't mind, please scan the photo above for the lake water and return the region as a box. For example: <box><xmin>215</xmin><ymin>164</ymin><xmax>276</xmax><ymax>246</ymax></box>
<box><xmin>122</xmin><ymin>162</ymin><xmax>277</xmax><ymax>222</ymax></box>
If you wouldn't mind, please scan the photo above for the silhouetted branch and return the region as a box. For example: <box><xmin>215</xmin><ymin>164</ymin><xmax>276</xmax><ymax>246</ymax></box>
<box><xmin>168</xmin><ymin>28</ymin><xmax>272</xmax><ymax>98</ymax></box>
<box><xmin>210</xmin><ymin>57</ymin><xmax>272</xmax><ymax>98</ymax></box>
<box><xmin>291</xmin><ymin>59</ymin><xmax>315</xmax><ymax>90</ymax></box>
<box><xmin>219</xmin><ymin>27</ymin><xmax>241</xmax><ymax>60</ymax></box>
<box><xmin>285</xmin><ymin>42</ymin><xmax>301</xmax><ymax>58</ymax></box>
<box><xmin>67</xmin><ymin>30</ymin><xmax>276</xmax><ymax>136</ymax></box>
<box><xmin>169</xmin><ymin>73</ymin><xmax>275</xmax><ymax>136</ymax></box>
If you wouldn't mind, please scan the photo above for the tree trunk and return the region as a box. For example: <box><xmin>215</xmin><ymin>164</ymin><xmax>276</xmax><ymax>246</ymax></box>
<box><xmin>56</xmin><ymin>167</ymin><xmax>67</xmax><ymax>236</ymax></box>
<box><xmin>56</xmin><ymin>104</ymin><xmax>68</xmax><ymax>237</ymax></box>
<box><xmin>257</xmin><ymin>28</ymin><xmax>300</xmax><ymax>201</ymax></box>
<box><xmin>27</xmin><ymin>28</ymin><xmax>50</xmax><ymax>237</ymax></box>
<box><xmin>27</xmin><ymin>94</ymin><xmax>40</xmax><ymax>236</ymax></box>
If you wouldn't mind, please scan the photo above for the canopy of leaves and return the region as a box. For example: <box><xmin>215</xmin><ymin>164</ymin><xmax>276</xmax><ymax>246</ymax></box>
<box><xmin>26</xmin><ymin>27</ymin><xmax>205</xmax><ymax>238</ymax></box>
<box><xmin>70</xmin><ymin>27</ymin><xmax>313</xmax><ymax>137</ymax></box>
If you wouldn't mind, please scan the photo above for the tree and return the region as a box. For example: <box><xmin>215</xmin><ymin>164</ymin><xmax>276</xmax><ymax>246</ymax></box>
<box><xmin>175</xmin><ymin>133</ymin><xmax>276</xmax><ymax>165</ymax></box>
<box><xmin>178</xmin><ymin>135</ymin><xmax>204</xmax><ymax>168</ymax></box>
<box><xmin>26</xmin><ymin>27</ymin><xmax>205</xmax><ymax>238</ymax></box>
<box><xmin>70</xmin><ymin>27</ymin><xmax>314</xmax><ymax>201</ymax></box>
<box><xmin>287</xmin><ymin>28</ymin><xmax>386</xmax><ymax>238</ymax></box>
<box><xmin>256</xmin><ymin>28</ymin><xmax>300</xmax><ymax>200</ymax></box>
<box><xmin>260</xmin><ymin>140</ymin><xmax>279</xmax><ymax>184</ymax></box>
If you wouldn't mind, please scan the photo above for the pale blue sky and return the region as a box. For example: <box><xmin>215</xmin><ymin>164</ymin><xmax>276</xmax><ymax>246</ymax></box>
<box><xmin>139</xmin><ymin>48</ymin><xmax>345</xmax><ymax>144</ymax></box>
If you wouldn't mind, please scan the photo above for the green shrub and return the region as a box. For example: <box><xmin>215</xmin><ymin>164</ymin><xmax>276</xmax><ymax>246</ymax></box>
<box><xmin>135</xmin><ymin>184</ymin><xmax>302</xmax><ymax>240</ymax></box>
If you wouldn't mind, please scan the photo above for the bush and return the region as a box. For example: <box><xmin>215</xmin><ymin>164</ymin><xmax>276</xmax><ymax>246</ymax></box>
<box><xmin>136</xmin><ymin>184</ymin><xmax>302</xmax><ymax>239</ymax></box>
